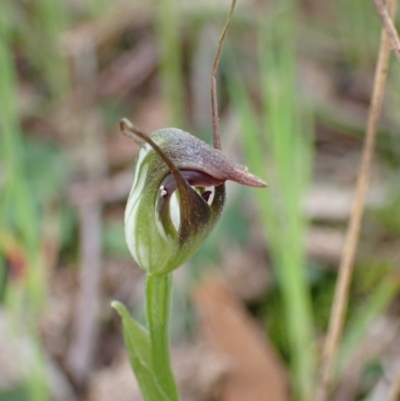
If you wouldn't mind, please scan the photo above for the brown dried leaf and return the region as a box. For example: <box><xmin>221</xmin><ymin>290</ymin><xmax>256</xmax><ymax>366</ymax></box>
<box><xmin>193</xmin><ymin>277</ymin><xmax>289</xmax><ymax>401</ymax></box>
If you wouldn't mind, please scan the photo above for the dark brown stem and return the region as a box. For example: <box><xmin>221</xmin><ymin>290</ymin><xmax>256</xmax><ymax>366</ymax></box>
<box><xmin>120</xmin><ymin>118</ymin><xmax>188</xmax><ymax>188</ymax></box>
<box><xmin>211</xmin><ymin>0</ymin><xmax>237</xmax><ymax>150</ymax></box>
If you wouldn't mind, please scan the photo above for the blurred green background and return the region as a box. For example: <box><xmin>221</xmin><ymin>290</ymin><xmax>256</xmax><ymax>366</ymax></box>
<box><xmin>1</xmin><ymin>0</ymin><xmax>400</xmax><ymax>400</ymax></box>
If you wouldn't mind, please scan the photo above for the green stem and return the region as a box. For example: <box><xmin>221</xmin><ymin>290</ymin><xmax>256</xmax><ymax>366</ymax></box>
<box><xmin>146</xmin><ymin>273</ymin><xmax>180</xmax><ymax>401</ymax></box>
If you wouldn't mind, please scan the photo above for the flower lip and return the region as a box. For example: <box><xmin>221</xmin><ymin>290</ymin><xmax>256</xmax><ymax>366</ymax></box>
<box><xmin>156</xmin><ymin>170</ymin><xmax>221</xmax><ymax>239</ymax></box>
<box><xmin>159</xmin><ymin>170</ymin><xmax>225</xmax><ymax>201</ymax></box>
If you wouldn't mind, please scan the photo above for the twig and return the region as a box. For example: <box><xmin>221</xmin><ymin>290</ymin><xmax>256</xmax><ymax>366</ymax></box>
<box><xmin>66</xmin><ymin>41</ymin><xmax>107</xmax><ymax>387</ymax></box>
<box><xmin>375</xmin><ymin>0</ymin><xmax>400</xmax><ymax>63</ymax></box>
<box><xmin>388</xmin><ymin>358</ymin><xmax>400</xmax><ymax>401</ymax></box>
<box><xmin>316</xmin><ymin>0</ymin><xmax>398</xmax><ymax>400</ymax></box>
<box><xmin>211</xmin><ymin>0</ymin><xmax>237</xmax><ymax>150</ymax></box>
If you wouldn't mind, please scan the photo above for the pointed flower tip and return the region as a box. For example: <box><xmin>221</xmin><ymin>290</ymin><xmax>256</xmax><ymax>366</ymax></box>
<box><xmin>254</xmin><ymin>178</ymin><xmax>268</xmax><ymax>188</ymax></box>
<box><xmin>230</xmin><ymin>165</ymin><xmax>268</xmax><ymax>188</ymax></box>
<box><xmin>244</xmin><ymin>170</ymin><xmax>268</xmax><ymax>188</ymax></box>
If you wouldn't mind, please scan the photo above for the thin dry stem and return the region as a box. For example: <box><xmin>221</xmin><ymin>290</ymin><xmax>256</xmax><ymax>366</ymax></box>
<box><xmin>375</xmin><ymin>0</ymin><xmax>400</xmax><ymax>63</ymax></box>
<box><xmin>388</xmin><ymin>358</ymin><xmax>400</xmax><ymax>401</ymax></box>
<box><xmin>120</xmin><ymin>118</ymin><xmax>145</xmax><ymax>145</ymax></box>
<box><xmin>120</xmin><ymin>118</ymin><xmax>182</xmax><ymax>177</ymax></box>
<box><xmin>316</xmin><ymin>1</ymin><xmax>398</xmax><ymax>400</ymax></box>
<box><xmin>66</xmin><ymin>42</ymin><xmax>107</xmax><ymax>386</ymax></box>
<box><xmin>211</xmin><ymin>0</ymin><xmax>237</xmax><ymax>150</ymax></box>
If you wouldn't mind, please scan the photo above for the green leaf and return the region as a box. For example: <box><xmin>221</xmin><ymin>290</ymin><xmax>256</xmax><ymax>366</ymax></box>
<box><xmin>111</xmin><ymin>301</ymin><xmax>171</xmax><ymax>401</ymax></box>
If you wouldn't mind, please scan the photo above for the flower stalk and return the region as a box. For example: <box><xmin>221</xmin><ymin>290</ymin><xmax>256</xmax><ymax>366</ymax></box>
<box><xmin>146</xmin><ymin>273</ymin><xmax>179</xmax><ymax>401</ymax></box>
<box><xmin>113</xmin><ymin>1</ymin><xmax>266</xmax><ymax>400</ymax></box>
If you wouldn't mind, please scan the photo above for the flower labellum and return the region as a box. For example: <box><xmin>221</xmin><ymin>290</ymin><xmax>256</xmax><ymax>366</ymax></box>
<box><xmin>122</xmin><ymin>119</ymin><xmax>266</xmax><ymax>275</ymax></box>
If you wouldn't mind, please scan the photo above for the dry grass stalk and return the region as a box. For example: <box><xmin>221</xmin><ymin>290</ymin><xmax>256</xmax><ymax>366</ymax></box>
<box><xmin>316</xmin><ymin>0</ymin><xmax>398</xmax><ymax>400</ymax></box>
<box><xmin>66</xmin><ymin>41</ymin><xmax>107</xmax><ymax>387</ymax></box>
<box><xmin>375</xmin><ymin>0</ymin><xmax>400</xmax><ymax>63</ymax></box>
<box><xmin>388</xmin><ymin>360</ymin><xmax>400</xmax><ymax>401</ymax></box>
<box><xmin>211</xmin><ymin>0</ymin><xmax>236</xmax><ymax>150</ymax></box>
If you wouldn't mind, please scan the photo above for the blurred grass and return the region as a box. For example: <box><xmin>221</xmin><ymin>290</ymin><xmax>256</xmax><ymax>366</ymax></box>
<box><xmin>0</xmin><ymin>3</ymin><xmax>45</xmax><ymax>310</ymax></box>
<box><xmin>337</xmin><ymin>271</ymin><xmax>398</xmax><ymax>375</ymax></box>
<box><xmin>228</xmin><ymin>3</ymin><xmax>316</xmax><ymax>399</ymax></box>
<box><xmin>0</xmin><ymin>1</ymin><xmax>76</xmax><ymax>399</ymax></box>
<box><xmin>155</xmin><ymin>0</ymin><xmax>186</xmax><ymax>128</ymax></box>
<box><xmin>337</xmin><ymin>0</ymin><xmax>381</xmax><ymax>64</ymax></box>
<box><xmin>0</xmin><ymin>5</ymin><xmax>53</xmax><ymax>401</ymax></box>
<box><xmin>34</xmin><ymin>0</ymin><xmax>70</xmax><ymax>98</ymax></box>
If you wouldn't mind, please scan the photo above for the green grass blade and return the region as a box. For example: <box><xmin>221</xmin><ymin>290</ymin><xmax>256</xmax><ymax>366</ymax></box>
<box><xmin>230</xmin><ymin>76</ymin><xmax>315</xmax><ymax>401</ymax></box>
<box><xmin>227</xmin><ymin>5</ymin><xmax>316</xmax><ymax>398</ymax></box>
<box><xmin>34</xmin><ymin>0</ymin><xmax>70</xmax><ymax>98</ymax></box>
<box><xmin>155</xmin><ymin>0</ymin><xmax>186</xmax><ymax>128</ymax></box>
<box><xmin>0</xmin><ymin>2</ymin><xmax>46</xmax><ymax>310</ymax></box>
<box><xmin>336</xmin><ymin>276</ymin><xmax>399</xmax><ymax>376</ymax></box>
<box><xmin>112</xmin><ymin>301</ymin><xmax>171</xmax><ymax>401</ymax></box>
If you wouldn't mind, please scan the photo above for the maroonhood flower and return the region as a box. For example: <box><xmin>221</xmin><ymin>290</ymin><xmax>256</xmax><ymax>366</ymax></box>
<box><xmin>123</xmin><ymin>119</ymin><xmax>266</xmax><ymax>275</ymax></box>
